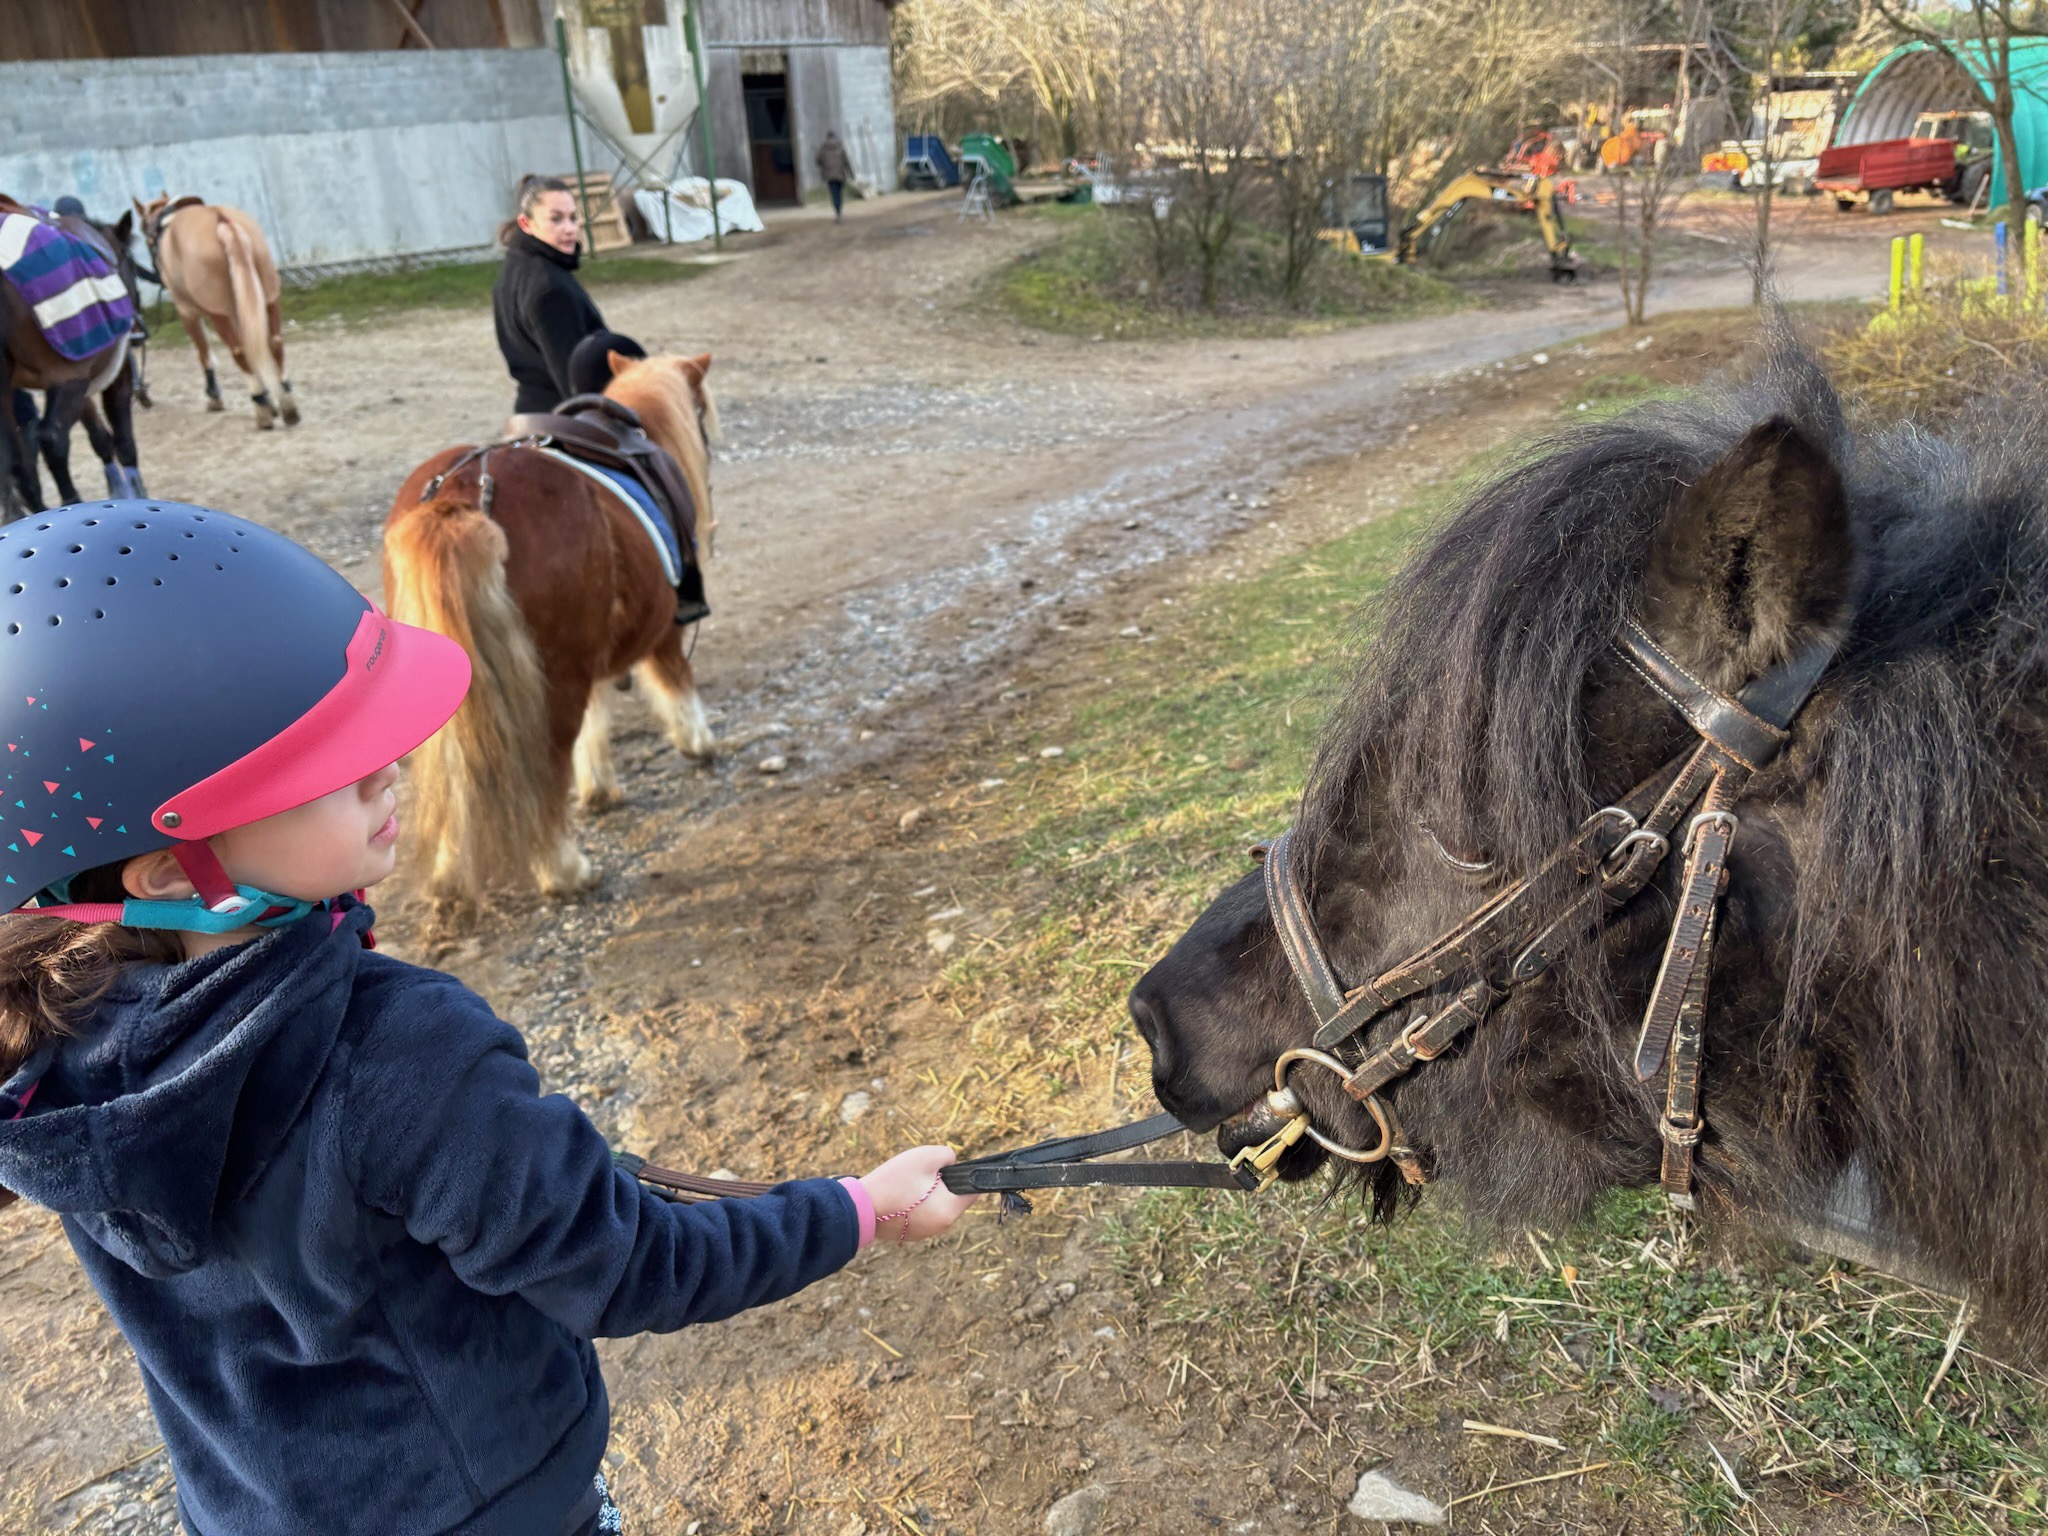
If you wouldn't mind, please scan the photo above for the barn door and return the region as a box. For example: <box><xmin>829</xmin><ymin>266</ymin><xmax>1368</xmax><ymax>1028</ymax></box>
<box><xmin>742</xmin><ymin>56</ymin><xmax>799</xmax><ymax>205</ymax></box>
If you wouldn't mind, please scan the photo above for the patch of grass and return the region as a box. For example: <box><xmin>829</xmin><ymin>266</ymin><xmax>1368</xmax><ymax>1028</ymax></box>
<box><xmin>145</xmin><ymin>251</ymin><xmax>707</xmax><ymax>345</ymax></box>
<box><xmin>934</xmin><ymin>316</ymin><xmax>2048</xmax><ymax>1529</ymax></box>
<box><xmin>985</xmin><ymin>203</ymin><xmax>1467</xmax><ymax>340</ymax></box>
<box><xmin>1826</xmin><ymin>273</ymin><xmax>2048</xmax><ymax>426</ymax></box>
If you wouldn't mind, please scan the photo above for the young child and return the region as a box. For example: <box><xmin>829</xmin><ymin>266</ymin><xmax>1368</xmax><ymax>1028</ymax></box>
<box><xmin>0</xmin><ymin>500</ymin><xmax>975</xmax><ymax>1535</ymax></box>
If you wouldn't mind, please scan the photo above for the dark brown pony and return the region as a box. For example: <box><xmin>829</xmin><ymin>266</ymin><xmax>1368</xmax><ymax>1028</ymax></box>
<box><xmin>383</xmin><ymin>352</ymin><xmax>718</xmax><ymax>906</ymax></box>
<box><xmin>1132</xmin><ymin>343</ymin><xmax>2048</xmax><ymax>1347</ymax></box>
<box><xmin>0</xmin><ymin>203</ymin><xmax>139</xmax><ymax>521</ymax></box>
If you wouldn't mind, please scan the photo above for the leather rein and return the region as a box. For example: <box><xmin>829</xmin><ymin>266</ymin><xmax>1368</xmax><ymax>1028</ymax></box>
<box><xmin>1250</xmin><ymin>617</ymin><xmax>1837</xmax><ymax>1209</ymax></box>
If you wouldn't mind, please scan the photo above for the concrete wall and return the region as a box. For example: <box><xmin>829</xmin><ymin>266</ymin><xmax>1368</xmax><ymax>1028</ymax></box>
<box><xmin>0</xmin><ymin>49</ymin><xmax>575</xmax><ymax>274</ymax></box>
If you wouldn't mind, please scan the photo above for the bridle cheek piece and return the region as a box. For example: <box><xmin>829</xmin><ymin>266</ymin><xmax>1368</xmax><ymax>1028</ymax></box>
<box><xmin>1254</xmin><ymin>617</ymin><xmax>1838</xmax><ymax>1210</ymax></box>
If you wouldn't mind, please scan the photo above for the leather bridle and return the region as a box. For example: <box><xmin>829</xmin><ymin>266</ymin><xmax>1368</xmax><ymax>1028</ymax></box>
<box><xmin>1252</xmin><ymin>617</ymin><xmax>1838</xmax><ymax>1209</ymax></box>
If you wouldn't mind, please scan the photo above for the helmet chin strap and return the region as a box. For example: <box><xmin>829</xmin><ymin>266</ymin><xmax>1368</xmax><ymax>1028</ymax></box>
<box><xmin>25</xmin><ymin>839</ymin><xmax>325</xmax><ymax>935</ymax></box>
<box><xmin>170</xmin><ymin>841</ymin><xmax>247</xmax><ymax>914</ymax></box>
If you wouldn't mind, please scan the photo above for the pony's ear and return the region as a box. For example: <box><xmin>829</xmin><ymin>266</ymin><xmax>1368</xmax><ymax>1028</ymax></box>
<box><xmin>113</xmin><ymin>211</ymin><xmax>133</xmax><ymax>242</ymax></box>
<box><xmin>606</xmin><ymin>348</ymin><xmax>634</xmax><ymax>378</ymax></box>
<box><xmin>1638</xmin><ymin>417</ymin><xmax>1854</xmax><ymax>688</ymax></box>
<box><xmin>131</xmin><ymin>196</ymin><xmax>146</xmax><ymax>218</ymax></box>
<box><xmin>679</xmin><ymin>352</ymin><xmax>712</xmax><ymax>381</ymax></box>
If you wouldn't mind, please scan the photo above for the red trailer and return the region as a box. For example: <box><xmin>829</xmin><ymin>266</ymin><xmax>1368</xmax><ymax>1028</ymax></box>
<box><xmin>1816</xmin><ymin>137</ymin><xmax>1966</xmax><ymax>212</ymax></box>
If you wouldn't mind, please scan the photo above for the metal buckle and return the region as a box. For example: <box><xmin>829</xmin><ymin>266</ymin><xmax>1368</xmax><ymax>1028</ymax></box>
<box><xmin>1582</xmin><ymin>805</ymin><xmax>1638</xmax><ymax>835</ymax></box>
<box><xmin>1684</xmin><ymin>809</ymin><xmax>1739</xmax><ymax>854</ymax></box>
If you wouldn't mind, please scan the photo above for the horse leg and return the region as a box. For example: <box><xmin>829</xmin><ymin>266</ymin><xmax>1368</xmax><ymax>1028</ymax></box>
<box><xmin>216</xmin><ymin>315</ymin><xmax>275</xmax><ymax>431</ymax></box>
<box><xmin>571</xmin><ymin>682</ymin><xmax>624</xmax><ymax>810</ymax></box>
<box><xmin>175</xmin><ymin>301</ymin><xmax>222</xmax><ymax>412</ymax></box>
<box><xmin>96</xmin><ymin>370</ymin><xmax>143</xmax><ymax>497</ymax></box>
<box><xmin>635</xmin><ymin>632</ymin><xmax>718</xmax><ymax>760</ymax></box>
<box><xmin>267</xmin><ymin>300</ymin><xmax>298</xmax><ymax>426</ymax></box>
<box><xmin>4</xmin><ymin>388</ymin><xmax>44</xmax><ymax>519</ymax></box>
<box><xmin>35</xmin><ymin>384</ymin><xmax>84</xmax><ymax>506</ymax></box>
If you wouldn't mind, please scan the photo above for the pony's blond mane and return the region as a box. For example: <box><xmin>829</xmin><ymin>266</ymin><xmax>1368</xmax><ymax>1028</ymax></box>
<box><xmin>606</xmin><ymin>354</ymin><xmax>719</xmax><ymax>552</ymax></box>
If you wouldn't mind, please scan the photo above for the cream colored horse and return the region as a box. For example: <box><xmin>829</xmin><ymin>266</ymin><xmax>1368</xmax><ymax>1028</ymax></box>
<box><xmin>135</xmin><ymin>194</ymin><xmax>298</xmax><ymax>429</ymax></box>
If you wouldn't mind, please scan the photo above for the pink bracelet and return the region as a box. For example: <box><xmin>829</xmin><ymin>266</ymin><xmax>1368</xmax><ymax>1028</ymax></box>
<box><xmin>874</xmin><ymin>1174</ymin><xmax>943</xmax><ymax>1243</ymax></box>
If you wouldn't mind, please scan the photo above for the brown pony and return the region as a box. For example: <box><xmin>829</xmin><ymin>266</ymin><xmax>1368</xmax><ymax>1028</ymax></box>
<box><xmin>383</xmin><ymin>351</ymin><xmax>719</xmax><ymax>906</ymax></box>
<box><xmin>135</xmin><ymin>194</ymin><xmax>297</xmax><ymax>429</ymax></box>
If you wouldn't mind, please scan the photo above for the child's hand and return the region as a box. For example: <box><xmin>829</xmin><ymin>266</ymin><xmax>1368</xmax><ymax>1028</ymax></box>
<box><xmin>859</xmin><ymin>1145</ymin><xmax>977</xmax><ymax>1242</ymax></box>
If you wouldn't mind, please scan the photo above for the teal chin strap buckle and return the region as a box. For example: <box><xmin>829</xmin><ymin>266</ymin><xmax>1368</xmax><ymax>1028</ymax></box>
<box><xmin>36</xmin><ymin>877</ymin><xmax>324</xmax><ymax>935</ymax></box>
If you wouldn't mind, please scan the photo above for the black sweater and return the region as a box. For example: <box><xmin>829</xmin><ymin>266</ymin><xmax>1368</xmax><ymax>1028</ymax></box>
<box><xmin>493</xmin><ymin>230</ymin><xmax>606</xmax><ymax>414</ymax></box>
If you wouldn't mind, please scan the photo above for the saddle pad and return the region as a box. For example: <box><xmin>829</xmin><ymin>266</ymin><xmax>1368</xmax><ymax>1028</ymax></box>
<box><xmin>533</xmin><ymin>447</ymin><xmax>682</xmax><ymax>586</ymax></box>
<box><xmin>0</xmin><ymin>211</ymin><xmax>133</xmax><ymax>362</ymax></box>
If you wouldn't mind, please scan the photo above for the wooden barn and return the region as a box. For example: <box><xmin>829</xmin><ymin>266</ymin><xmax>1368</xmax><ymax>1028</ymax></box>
<box><xmin>0</xmin><ymin>0</ymin><xmax>899</xmax><ymax>272</ymax></box>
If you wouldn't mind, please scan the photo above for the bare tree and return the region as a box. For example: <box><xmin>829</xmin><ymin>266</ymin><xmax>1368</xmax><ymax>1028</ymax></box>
<box><xmin>1596</xmin><ymin>0</ymin><xmax>1701</xmax><ymax>324</ymax></box>
<box><xmin>1261</xmin><ymin>0</ymin><xmax>1388</xmax><ymax>301</ymax></box>
<box><xmin>1128</xmin><ymin>0</ymin><xmax>1275</xmax><ymax>311</ymax></box>
<box><xmin>1868</xmin><ymin>0</ymin><xmax>2041</xmax><ymax>277</ymax></box>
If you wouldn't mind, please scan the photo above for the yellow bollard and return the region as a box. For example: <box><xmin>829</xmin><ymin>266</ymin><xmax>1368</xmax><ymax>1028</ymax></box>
<box><xmin>1909</xmin><ymin>231</ymin><xmax>1924</xmax><ymax>300</ymax></box>
<box><xmin>1889</xmin><ymin>236</ymin><xmax>1904</xmax><ymax>312</ymax></box>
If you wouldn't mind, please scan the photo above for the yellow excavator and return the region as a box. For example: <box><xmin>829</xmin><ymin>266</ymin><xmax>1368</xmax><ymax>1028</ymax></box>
<box><xmin>1321</xmin><ymin>168</ymin><xmax>1578</xmax><ymax>283</ymax></box>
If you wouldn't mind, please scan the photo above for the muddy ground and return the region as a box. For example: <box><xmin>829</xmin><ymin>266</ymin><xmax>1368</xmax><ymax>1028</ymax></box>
<box><xmin>0</xmin><ymin>193</ymin><xmax>1927</xmax><ymax>1534</ymax></box>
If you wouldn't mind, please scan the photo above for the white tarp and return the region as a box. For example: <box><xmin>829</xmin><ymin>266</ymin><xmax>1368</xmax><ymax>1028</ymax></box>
<box><xmin>632</xmin><ymin>179</ymin><xmax>765</xmax><ymax>243</ymax></box>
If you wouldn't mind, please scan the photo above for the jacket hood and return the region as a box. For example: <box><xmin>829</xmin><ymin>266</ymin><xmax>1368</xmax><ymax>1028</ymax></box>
<box><xmin>0</xmin><ymin>904</ymin><xmax>372</xmax><ymax>1276</ymax></box>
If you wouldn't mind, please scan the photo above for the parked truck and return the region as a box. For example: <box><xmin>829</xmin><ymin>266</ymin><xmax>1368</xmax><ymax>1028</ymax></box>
<box><xmin>1817</xmin><ymin>109</ymin><xmax>1993</xmax><ymax>212</ymax></box>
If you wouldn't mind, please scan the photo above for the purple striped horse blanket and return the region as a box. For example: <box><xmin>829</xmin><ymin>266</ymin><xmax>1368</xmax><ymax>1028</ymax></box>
<box><xmin>0</xmin><ymin>209</ymin><xmax>134</xmax><ymax>362</ymax></box>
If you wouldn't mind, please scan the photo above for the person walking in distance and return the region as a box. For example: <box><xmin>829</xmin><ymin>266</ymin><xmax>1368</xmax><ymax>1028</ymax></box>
<box><xmin>817</xmin><ymin>132</ymin><xmax>855</xmax><ymax>222</ymax></box>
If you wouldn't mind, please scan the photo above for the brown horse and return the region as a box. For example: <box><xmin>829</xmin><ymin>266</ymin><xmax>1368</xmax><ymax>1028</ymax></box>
<box><xmin>135</xmin><ymin>194</ymin><xmax>297</xmax><ymax>429</ymax></box>
<box><xmin>384</xmin><ymin>351</ymin><xmax>719</xmax><ymax>906</ymax></box>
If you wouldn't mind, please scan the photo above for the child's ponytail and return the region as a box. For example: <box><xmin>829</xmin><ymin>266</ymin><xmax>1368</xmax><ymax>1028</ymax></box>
<box><xmin>0</xmin><ymin>862</ymin><xmax>179</xmax><ymax>1080</ymax></box>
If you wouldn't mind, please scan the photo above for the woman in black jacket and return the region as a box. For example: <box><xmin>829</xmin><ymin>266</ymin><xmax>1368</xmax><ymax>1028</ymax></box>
<box><xmin>493</xmin><ymin>176</ymin><xmax>607</xmax><ymax>414</ymax></box>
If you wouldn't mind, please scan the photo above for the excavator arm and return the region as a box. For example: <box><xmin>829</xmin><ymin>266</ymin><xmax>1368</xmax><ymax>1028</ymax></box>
<box><xmin>1396</xmin><ymin>170</ymin><xmax>1577</xmax><ymax>282</ymax></box>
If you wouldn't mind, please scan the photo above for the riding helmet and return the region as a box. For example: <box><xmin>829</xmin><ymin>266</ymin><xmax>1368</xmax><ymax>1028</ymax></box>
<box><xmin>0</xmin><ymin>500</ymin><xmax>470</xmax><ymax>914</ymax></box>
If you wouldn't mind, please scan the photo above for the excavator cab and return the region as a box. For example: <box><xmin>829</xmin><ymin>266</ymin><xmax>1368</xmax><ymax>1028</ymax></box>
<box><xmin>1317</xmin><ymin>173</ymin><xmax>1394</xmax><ymax>255</ymax></box>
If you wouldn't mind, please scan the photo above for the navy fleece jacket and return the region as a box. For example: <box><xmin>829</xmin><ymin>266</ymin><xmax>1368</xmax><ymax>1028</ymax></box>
<box><xmin>0</xmin><ymin>904</ymin><xmax>859</xmax><ymax>1535</ymax></box>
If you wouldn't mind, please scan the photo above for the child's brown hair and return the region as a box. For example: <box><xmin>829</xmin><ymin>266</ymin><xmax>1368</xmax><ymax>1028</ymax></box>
<box><xmin>0</xmin><ymin>860</ymin><xmax>180</xmax><ymax>1080</ymax></box>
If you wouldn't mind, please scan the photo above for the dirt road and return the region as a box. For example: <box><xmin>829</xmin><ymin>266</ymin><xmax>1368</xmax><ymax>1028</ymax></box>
<box><xmin>0</xmin><ymin>195</ymin><xmax>1920</xmax><ymax>1535</ymax></box>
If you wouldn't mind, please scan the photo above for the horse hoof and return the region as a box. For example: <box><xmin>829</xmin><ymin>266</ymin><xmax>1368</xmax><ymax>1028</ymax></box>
<box><xmin>579</xmin><ymin>785</ymin><xmax>624</xmax><ymax>813</ymax></box>
<box><xmin>281</xmin><ymin>399</ymin><xmax>301</xmax><ymax>427</ymax></box>
<box><xmin>254</xmin><ymin>413</ymin><xmax>275</xmax><ymax>432</ymax></box>
<box><xmin>204</xmin><ymin>396</ymin><xmax>225</xmax><ymax>413</ymax></box>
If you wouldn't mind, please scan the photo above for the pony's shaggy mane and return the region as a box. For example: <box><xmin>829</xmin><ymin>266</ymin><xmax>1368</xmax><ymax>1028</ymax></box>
<box><xmin>1297</xmin><ymin>338</ymin><xmax>2048</xmax><ymax>1336</ymax></box>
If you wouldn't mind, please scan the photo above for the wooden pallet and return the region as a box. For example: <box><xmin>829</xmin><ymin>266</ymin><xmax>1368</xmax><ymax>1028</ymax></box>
<box><xmin>561</xmin><ymin>171</ymin><xmax>634</xmax><ymax>252</ymax></box>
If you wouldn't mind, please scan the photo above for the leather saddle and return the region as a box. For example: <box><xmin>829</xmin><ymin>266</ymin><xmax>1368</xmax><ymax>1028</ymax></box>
<box><xmin>504</xmin><ymin>393</ymin><xmax>709</xmax><ymax>626</ymax></box>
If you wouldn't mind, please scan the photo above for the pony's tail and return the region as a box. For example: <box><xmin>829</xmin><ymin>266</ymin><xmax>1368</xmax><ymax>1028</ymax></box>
<box><xmin>216</xmin><ymin>217</ymin><xmax>283</xmax><ymax>414</ymax></box>
<box><xmin>383</xmin><ymin>495</ymin><xmax>558</xmax><ymax>904</ymax></box>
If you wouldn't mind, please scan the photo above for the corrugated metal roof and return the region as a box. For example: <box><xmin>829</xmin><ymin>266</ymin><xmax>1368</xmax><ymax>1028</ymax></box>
<box><xmin>1839</xmin><ymin>38</ymin><xmax>2048</xmax><ymax>204</ymax></box>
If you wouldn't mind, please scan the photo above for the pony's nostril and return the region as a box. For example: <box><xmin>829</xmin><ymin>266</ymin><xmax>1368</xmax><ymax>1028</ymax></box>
<box><xmin>1128</xmin><ymin>991</ymin><xmax>1164</xmax><ymax>1047</ymax></box>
